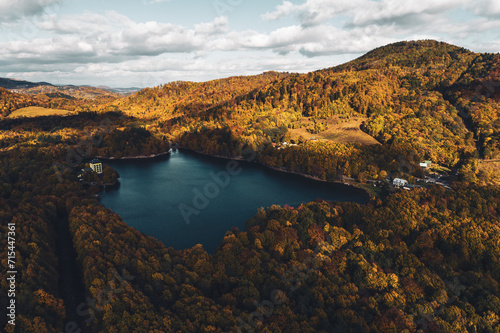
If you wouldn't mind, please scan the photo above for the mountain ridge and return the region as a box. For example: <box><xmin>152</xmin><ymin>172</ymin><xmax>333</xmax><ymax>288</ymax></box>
<box><xmin>2</xmin><ymin>40</ymin><xmax>499</xmax><ymax>170</ymax></box>
<box><xmin>1</xmin><ymin>40</ymin><xmax>500</xmax><ymax>332</ymax></box>
<box><xmin>0</xmin><ymin>77</ymin><xmax>53</xmax><ymax>90</ymax></box>
<box><xmin>107</xmin><ymin>40</ymin><xmax>498</xmax><ymax>166</ymax></box>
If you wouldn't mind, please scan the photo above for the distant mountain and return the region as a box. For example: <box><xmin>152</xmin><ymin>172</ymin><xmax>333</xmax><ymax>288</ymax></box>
<box><xmin>96</xmin><ymin>86</ymin><xmax>141</xmax><ymax>95</ymax></box>
<box><xmin>0</xmin><ymin>82</ymin><xmax>124</xmax><ymax>117</ymax></box>
<box><xmin>0</xmin><ymin>77</ymin><xmax>53</xmax><ymax>90</ymax></box>
<box><xmin>0</xmin><ymin>78</ymin><xmax>139</xmax><ymax>98</ymax></box>
<box><xmin>21</xmin><ymin>84</ymin><xmax>123</xmax><ymax>99</ymax></box>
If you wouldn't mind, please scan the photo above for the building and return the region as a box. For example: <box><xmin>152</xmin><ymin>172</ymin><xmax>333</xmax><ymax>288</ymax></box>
<box><xmin>90</xmin><ymin>159</ymin><xmax>103</xmax><ymax>174</ymax></box>
<box><xmin>420</xmin><ymin>160</ymin><xmax>432</xmax><ymax>169</ymax></box>
<box><xmin>393</xmin><ymin>178</ymin><xmax>408</xmax><ymax>187</ymax></box>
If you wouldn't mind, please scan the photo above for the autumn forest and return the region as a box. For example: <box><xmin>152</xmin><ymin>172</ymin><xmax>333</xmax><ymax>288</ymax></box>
<box><xmin>1</xmin><ymin>40</ymin><xmax>500</xmax><ymax>332</ymax></box>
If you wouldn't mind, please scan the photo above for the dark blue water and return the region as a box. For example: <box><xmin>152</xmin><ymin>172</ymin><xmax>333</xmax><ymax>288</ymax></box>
<box><xmin>100</xmin><ymin>150</ymin><xmax>369</xmax><ymax>252</ymax></box>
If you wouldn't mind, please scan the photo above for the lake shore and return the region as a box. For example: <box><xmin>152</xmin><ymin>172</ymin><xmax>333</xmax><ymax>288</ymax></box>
<box><xmin>95</xmin><ymin>147</ymin><xmax>373</xmax><ymax>199</ymax></box>
<box><xmin>94</xmin><ymin>150</ymin><xmax>171</xmax><ymax>160</ymax></box>
<box><xmin>179</xmin><ymin>148</ymin><xmax>375</xmax><ymax>199</ymax></box>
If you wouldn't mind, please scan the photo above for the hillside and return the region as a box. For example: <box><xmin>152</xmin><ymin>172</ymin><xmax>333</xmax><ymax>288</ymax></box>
<box><xmin>0</xmin><ymin>40</ymin><xmax>500</xmax><ymax>332</ymax></box>
<box><xmin>20</xmin><ymin>84</ymin><xmax>123</xmax><ymax>100</ymax></box>
<box><xmin>105</xmin><ymin>40</ymin><xmax>499</xmax><ymax>184</ymax></box>
<box><xmin>0</xmin><ymin>87</ymin><xmax>119</xmax><ymax>118</ymax></box>
<box><xmin>1</xmin><ymin>77</ymin><xmax>128</xmax><ymax>99</ymax></box>
<box><xmin>1</xmin><ymin>143</ymin><xmax>499</xmax><ymax>332</ymax></box>
<box><xmin>0</xmin><ymin>88</ymin><xmax>37</xmax><ymax>117</ymax></box>
<box><xmin>0</xmin><ymin>78</ymin><xmax>130</xmax><ymax>118</ymax></box>
<box><xmin>109</xmin><ymin>71</ymin><xmax>290</xmax><ymax>118</ymax></box>
<box><xmin>0</xmin><ymin>77</ymin><xmax>52</xmax><ymax>90</ymax></box>
<box><xmin>2</xmin><ymin>40</ymin><xmax>497</xmax><ymax>179</ymax></box>
<box><xmin>7</xmin><ymin>106</ymin><xmax>73</xmax><ymax>118</ymax></box>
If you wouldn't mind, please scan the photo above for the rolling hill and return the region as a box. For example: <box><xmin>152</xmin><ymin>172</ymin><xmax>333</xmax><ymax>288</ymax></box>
<box><xmin>1</xmin><ymin>40</ymin><xmax>500</xmax><ymax>333</ymax></box>
<box><xmin>0</xmin><ymin>77</ymin><xmax>53</xmax><ymax>90</ymax></box>
<box><xmin>110</xmin><ymin>41</ymin><xmax>499</xmax><ymax>168</ymax></box>
<box><xmin>1</xmin><ymin>40</ymin><xmax>499</xmax><ymax>173</ymax></box>
<box><xmin>7</xmin><ymin>106</ymin><xmax>73</xmax><ymax>118</ymax></box>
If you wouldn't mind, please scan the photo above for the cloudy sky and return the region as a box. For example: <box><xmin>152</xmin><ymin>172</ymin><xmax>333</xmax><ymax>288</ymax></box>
<box><xmin>0</xmin><ymin>0</ymin><xmax>499</xmax><ymax>88</ymax></box>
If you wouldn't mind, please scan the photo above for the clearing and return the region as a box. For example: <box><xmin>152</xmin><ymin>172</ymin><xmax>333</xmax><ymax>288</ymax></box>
<box><xmin>478</xmin><ymin>159</ymin><xmax>500</xmax><ymax>186</ymax></box>
<box><xmin>289</xmin><ymin>116</ymin><xmax>380</xmax><ymax>145</ymax></box>
<box><xmin>8</xmin><ymin>106</ymin><xmax>73</xmax><ymax>118</ymax></box>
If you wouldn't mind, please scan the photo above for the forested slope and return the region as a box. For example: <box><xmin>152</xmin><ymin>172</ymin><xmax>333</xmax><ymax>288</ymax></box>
<box><xmin>0</xmin><ymin>115</ymin><xmax>499</xmax><ymax>332</ymax></box>
<box><xmin>1</xmin><ymin>40</ymin><xmax>500</xmax><ymax>332</ymax></box>
<box><xmin>104</xmin><ymin>41</ymin><xmax>499</xmax><ymax>183</ymax></box>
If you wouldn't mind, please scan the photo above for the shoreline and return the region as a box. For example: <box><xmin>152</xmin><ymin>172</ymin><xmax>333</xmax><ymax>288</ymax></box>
<box><xmin>179</xmin><ymin>147</ymin><xmax>374</xmax><ymax>199</ymax></box>
<box><xmin>94</xmin><ymin>146</ymin><xmax>373</xmax><ymax>199</ymax></box>
<box><xmin>257</xmin><ymin>163</ymin><xmax>374</xmax><ymax>199</ymax></box>
<box><xmin>93</xmin><ymin>150</ymin><xmax>171</xmax><ymax>160</ymax></box>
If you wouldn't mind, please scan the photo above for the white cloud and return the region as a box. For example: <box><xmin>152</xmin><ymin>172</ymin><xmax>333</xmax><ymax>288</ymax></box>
<box><xmin>262</xmin><ymin>0</ymin><xmax>366</xmax><ymax>26</ymax></box>
<box><xmin>194</xmin><ymin>16</ymin><xmax>229</xmax><ymax>35</ymax></box>
<box><xmin>0</xmin><ymin>12</ymin><xmax>232</xmax><ymax>64</ymax></box>
<box><xmin>469</xmin><ymin>0</ymin><xmax>500</xmax><ymax>17</ymax></box>
<box><xmin>262</xmin><ymin>0</ymin><xmax>465</xmax><ymax>27</ymax></box>
<box><xmin>0</xmin><ymin>0</ymin><xmax>63</xmax><ymax>21</ymax></box>
<box><xmin>1</xmin><ymin>0</ymin><xmax>499</xmax><ymax>87</ymax></box>
<box><xmin>1</xmin><ymin>4</ymin><xmax>498</xmax><ymax>71</ymax></box>
<box><xmin>261</xmin><ymin>1</ymin><xmax>297</xmax><ymax>21</ymax></box>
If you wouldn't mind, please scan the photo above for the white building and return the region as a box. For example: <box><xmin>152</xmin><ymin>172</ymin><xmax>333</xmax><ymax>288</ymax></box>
<box><xmin>420</xmin><ymin>160</ymin><xmax>432</xmax><ymax>169</ymax></box>
<box><xmin>393</xmin><ymin>178</ymin><xmax>408</xmax><ymax>187</ymax></box>
<box><xmin>90</xmin><ymin>159</ymin><xmax>103</xmax><ymax>174</ymax></box>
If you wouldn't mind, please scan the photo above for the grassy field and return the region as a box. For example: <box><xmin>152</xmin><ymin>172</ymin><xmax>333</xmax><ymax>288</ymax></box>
<box><xmin>8</xmin><ymin>106</ymin><xmax>73</xmax><ymax>118</ymax></box>
<box><xmin>478</xmin><ymin>159</ymin><xmax>500</xmax><ymax>186</ymax></box>
<box><xmin>289</xmin><ymin>116</ymin><xmax>381</xmax><ymax>145</ymax></box>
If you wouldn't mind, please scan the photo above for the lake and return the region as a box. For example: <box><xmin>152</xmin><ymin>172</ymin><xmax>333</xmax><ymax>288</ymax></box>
<box><xmin>100</xmin><ymin>150</ymin><xmax>369</xmax><ymax>253</ymax></box>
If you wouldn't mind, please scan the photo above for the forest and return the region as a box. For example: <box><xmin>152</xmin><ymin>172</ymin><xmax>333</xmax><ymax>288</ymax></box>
<box><xmin>0</xmin><ymin>40</ymin><xmax>499</xmax><ymax>332</ymax></box>
<box><xmin>1</xmin><ymin>143</ymin><xmax>499</xmax><ymax>332</ymax></box>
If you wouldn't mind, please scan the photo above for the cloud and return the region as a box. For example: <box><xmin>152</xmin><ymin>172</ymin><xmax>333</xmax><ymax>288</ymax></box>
<box><xmin>261</xmin><ymin>1</ymin><xmax>297</xmax><ymax>21</ymax></box>
<box><xmin>1</xmin><ymin>1</ymin><xmax>499</xmax><ymax>87</ymax></box>
<box><xmin>262</xmin><ymin>0</ymin><xmax>466</xmax><ymax>28</ymax></box>
<box><xmin>5</xmin><ymin>51</ymin><xmax>354</xmax><ymax>88</ymax></box>
<box><xmin>256</xmin><ymin>0</ymin><xmax>500</xmax><ymax>56</ymax></box>
<box><xmin>0</xmin><ymin>12</ymin><xmax>231</xmax><ymax>65</ymax></box>
<box><xmin>0</xmin><ymin>0</ymin><xmax>63</xmax><ymax>21</ymax></box>
<box><xmin>37</xmin><ymin>11</ymin><xmax>132</xmax><ymax>35</ymax></box>
<box><xmin>0</xmin><ymin>4</ymin><xmax>497</xmax><ymax>70</ymax></box>
<box><xmin>194</xmin><ymin>16</ymin><xmax>229</xmax><ymax>35</ymax></box>
<box><xmin>262</xmin><ymin>0</ymin><xmax>367</xmax><ymax>26</ymax></box>
<box><xmin>469</xmin><ymin>0</ymin><xmax>500</xmax><ymax>17</ymax></box>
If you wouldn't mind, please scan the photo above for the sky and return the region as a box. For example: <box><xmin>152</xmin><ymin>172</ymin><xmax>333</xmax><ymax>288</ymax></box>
<box><xmin>0</xmin><ymin>0</ymin><xmax>499</xmax><ymax>88</ymax></box>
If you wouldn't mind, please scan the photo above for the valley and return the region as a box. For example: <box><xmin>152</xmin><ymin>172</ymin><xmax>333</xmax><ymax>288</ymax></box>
<box><xmin>0</xmin><ymin>40</ymin><xmax>499</xmax><ymax>333</ymax></box>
